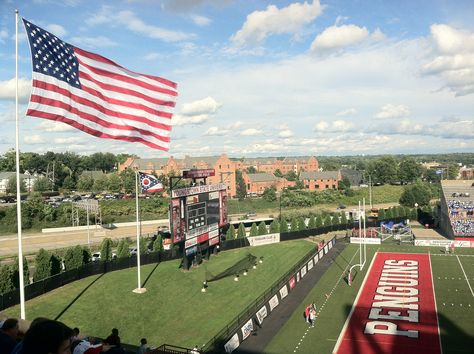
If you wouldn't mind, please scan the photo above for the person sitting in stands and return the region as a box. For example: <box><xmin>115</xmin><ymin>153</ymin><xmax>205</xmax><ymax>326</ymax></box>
<box><xmin>0</xmin><ymin>318</ymin><xmax>20</xmax><ymax>354</ymax></box>
<box><xmin>136</xmin><ymin>338</ymin><xmax>149</xmax><ymax>354</ymax></box>
<box><xmin>19</xmin><ymin>319</ymin><xmax>73</xmax><ymax>354</ymax></box>
<box><xmin>104</xmin><ymin>328</ymin><xmax>120</xmax><ymax>347</ymax></box>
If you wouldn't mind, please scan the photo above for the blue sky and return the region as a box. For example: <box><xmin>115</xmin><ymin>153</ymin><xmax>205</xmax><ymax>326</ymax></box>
<box><xmin>0</xmin><ymin>0</ymin><xmax>473</xmax><ymax>158</ymax></box>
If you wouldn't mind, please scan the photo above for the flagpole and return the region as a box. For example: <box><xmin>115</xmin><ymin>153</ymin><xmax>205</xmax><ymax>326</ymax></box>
<box><xmin>15</xmin><ymin>9</ymin><xmax>26</xmax><ymax>320</ymax></box>
<box><xmin>133</xmin><ymin>170</ymin><xmax>146</xmax><ymax>294</ymax></box>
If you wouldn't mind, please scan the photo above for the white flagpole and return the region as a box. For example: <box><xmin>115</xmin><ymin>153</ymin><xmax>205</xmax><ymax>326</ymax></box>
<box><xmin>15</xmin><ymin>9</ymin><xmax>26</xmax><ymax>320</ymax></box>
<box><xmin>358</xmin><ymin>200</ymin><xmax>362</xmax><ymax>270</ymax></box>
<box><xmin>133</xmin><ymin>170</ymin><xmax>146</xmax><ymax>293</ymax></box>
<box><xmin>362</xmin><ymin>197</ymin><xmax>366</xmax><ymax>270</ymax></box>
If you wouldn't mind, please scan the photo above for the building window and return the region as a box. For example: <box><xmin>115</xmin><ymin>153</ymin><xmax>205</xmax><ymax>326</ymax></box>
<box><xmin>219</xmin><ymin>165</ymin><xmax>221</xmax><ymax>169</ymax></box>
<box><xmin>305</xmin><ymin>184</ymin><xmax>309</xmax><ymax>189</ymax></box>
<box><xmin>325</xmin><ymin>185</ymin><xmax>329</xmax><ymax>189</ymax></box>
<box><xmin>247</xmin><ymin>184</ymin><xmax>250</xmax><ymax>189</ymax></box>
<box><xmin>315</xmin><ymin>185</ymin><xmax>320</xmax><ymax>189</ymax></box>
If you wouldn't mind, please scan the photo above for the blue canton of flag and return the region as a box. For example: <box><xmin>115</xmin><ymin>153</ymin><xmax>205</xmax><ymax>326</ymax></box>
<box><xmin>139</xmin><ymin>172</ymin><xmax>164</xmax><ymax>193</ymax></box>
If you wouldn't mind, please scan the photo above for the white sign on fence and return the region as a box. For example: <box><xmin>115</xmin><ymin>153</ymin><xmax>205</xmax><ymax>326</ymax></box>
<box><xmin>224</xmin><ymin>333</ymin><xmax>239</xmax><ymax>353</ymax></box>
<box><xmin>241</xmin><ymin>318</ymin><xmax>254</xmax><ymax>340</ymax></box>
<box><xmin>350</xmin><ymin>237</ymin><xmax>381</xmax><ymax>245</ymax></box>
<box><xmin>414</xmin><ymin>239</ymin><xmax>471</xmax><ymax>248</ymax></box>
<box><xmin>247</xmin><ymin>233</ymin><xmax>280</xmax><ymax>246</ymax></box>
<box><xmin>269</xmin><ymin>294</ymin><xmax>279</xmax><ymax>311</ymax></box>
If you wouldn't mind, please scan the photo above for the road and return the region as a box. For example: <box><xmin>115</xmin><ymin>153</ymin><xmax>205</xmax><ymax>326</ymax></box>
<box><xmin>0</xmin><ymin>220</ymin><xmax>169</xmax><ymax>257</ymax></box>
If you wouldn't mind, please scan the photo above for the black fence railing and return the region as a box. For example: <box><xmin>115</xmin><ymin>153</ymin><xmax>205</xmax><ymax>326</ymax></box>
<box><xmin>201</xmin><ymin>236</ymin><xmax>337</xmax><ymax>353</ymax></box>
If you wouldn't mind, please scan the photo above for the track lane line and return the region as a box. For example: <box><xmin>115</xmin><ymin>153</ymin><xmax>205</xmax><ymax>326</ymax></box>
<box><xmin>456</xmin><ymin>255</ymin><xmax>474</xmax><ymax>298</ymax></box>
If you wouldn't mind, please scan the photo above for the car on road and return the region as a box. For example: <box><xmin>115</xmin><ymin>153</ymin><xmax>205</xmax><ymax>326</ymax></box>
<box><xmin>91</xmin><ymin>252</ymin><xmax>101</xmax><ymax>262</ymax></box>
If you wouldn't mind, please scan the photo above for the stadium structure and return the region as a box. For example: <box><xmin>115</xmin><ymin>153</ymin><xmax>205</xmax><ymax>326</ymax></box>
<box><xmin>439</xmin><ymin>180</ymin><xmax>474</xmax><ymax>239</ymax></box>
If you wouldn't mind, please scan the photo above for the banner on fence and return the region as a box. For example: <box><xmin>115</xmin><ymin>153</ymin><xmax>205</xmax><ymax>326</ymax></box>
<box><xmin>279</xmin><ymin>284</ymin><xmax>288</xmax><ymax>299</ymax></box>
<box><xmin>414</xmin><ymin>239</ymin><xmax>471</xmax><ymax>248</ymax></box>
<box><xmin>296</xmin><ymin>271</ymin><xmax>300</xmax><ymax>283</ymax></box>
<box><xmin>289</xmin><ymin>276</ymin><xmax>296</xmax><ymax>289</ymax></box>
<box><xmin>318</xmin><ymin>250</ymin><xmax>324</xmax><ymax>259</ymax></box>
<box><xmin>324</xmin><ymin>244</ymin><xmax>329</xmax><ymax>253</ymax></box>
<box><xmin>224</xmin><ymin>333</ymin><xmax>239</xmax><ymax>353</ymax></box>
<box><xmin>329</xmin><ymin>241</ymin><xmax>333</xmax><ymax>249</ymax></box>
<box><xmin>256</xmin><ymin>305</ymin><xmax>268</xmax><ymax>325</ymax></box>
<box><xmin>269</xmin><ymin>294</ymin><xmax>279</xmax><ymax>311</ymax></box>
<box><xmin>313</xmin><ymin>254</ymin><xmax>319</xmax><ymax>264</ymax></box>
<box><xmin>247</xmin><ymin>233</ymin><xmax>280</xmax><ymax>246</ymax></box>
<box><xmin>307</xmin><ymin>259</ymin><xmax>314</xmax><ymax>271</ymax></box>
<box><xmin>350</xmin><ymin>237</ymin><xmax>381</xmax><ymax>244</ymax></box>
<box><xmin>300</xmin><ymin>265</ymin><xmax>307</xmax><ymax>278</ymax></box>
<box><xmin>241</xmin><ymin>318</ymin><xmax>253</xmax><ymax>341</ymax></box>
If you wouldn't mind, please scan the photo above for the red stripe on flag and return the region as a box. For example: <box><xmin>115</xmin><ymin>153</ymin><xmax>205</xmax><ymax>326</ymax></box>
<box><xmin>26</xmin><ymin>109</ymin><xmax>170</xmax><ymax>151</ymax></box>
<box><xmin>32</xmin><ymin>80</ymin><xmax>173</xmax><ymax>130</ymax></box>
<box><xmin>334</xmin><ymin>252</ymin><xmax>441</xmax><ymax>354</ymax></box>
<box><xmin>78</xmin><ymin>58</ymin><xmax>178</xmax><ymax>97</ymax></box>
<box><xmin>28</xmin><ymin>96</ymin><xmax>171</xmax><ymax>142</ymax></box>
<box><xmin>74</xmin><ymin>47</ymin><xmax>178</xmax><ymax>89</ymax></box>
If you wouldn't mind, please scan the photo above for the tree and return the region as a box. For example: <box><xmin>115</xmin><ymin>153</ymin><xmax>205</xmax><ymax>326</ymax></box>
<box><xmin>338</xmin><ymin>177</ymin><xmax>351</xmax><ymax>190</ymax></box>
<box><xmin>367</xmin><ymin>156</ymin><xmax>399</xmax><ymax>185</ymax></box>
<box><xmin>269</xmin><ymin>219</ymin><xmax>280</xmax><ymax>233</ymax></box>
<box><xmin>51</xmin><ymin>254</ymin><xmax>62</xmax><ymax>275</ymax></box>
<box><xmin>280</xmin><ymin>219</ymin><xmax>289</xmax><ymax>233</ymax></box>
<box><xmin>76</xmin><ymin>174</ymin><xmax>94</xmax><ymax>192</ymax></box>
<box><xmin>153</xmin><ymin>235</ymin><xmax>162</xmax><ymax>252</ymax></box>
<box><xmin>285</xmin><ymin>171</ymin><xmax>298</xmax><ymax>181</ymax></box>
<box><xmin>398</xmin><ymin>157</ymin><xmax>422</xmax><ymax>184</ymax></box>
<box><xmin>33</xmin><ymin>177</ymin><xmax>52</xmax><ymax>192</ymax></box>
<box><xmin>34</xmin><ymin>248</ymin><xmax>51</xmax><ymax>281</ymax></box>
<box><xmin>399</xmin><ymin>182</ymin><xmax>432</xmax><ymax>207</ymax></box>
<box><xmin>274</xmin><ymin>169</ymin><xmax>283</xmax><ymax>178</ymax></box>
<box><xmin>108</xmin><ymin>174</ymin><xmax>122</xmax><ymax>193</ymax></box>
<box><xmin>117</xmin><ymin>239</ymin><xmax>130</xmax><ymax>258</ymax></box>
<box><xmin>7</xmin><ymin>175</ymin><xmax>26</xmax><ymax>194</ymax></box>
<box><xmin>92</xmin><ymin>174</ymin><xmax>109</xmax><ymax>193</ymax></box>
<box><xmin>315</xmin><ymin>215</ymin><xmax>323</xmax><ymax>228</ymax></box>
<box><xmin>340</xmin><ymin>212</ymin><xmax>347</xmax><ymax>225</ymax></box>
<box><xmin>258</xmin><ymin>221</ymin><xmax>267</xmax><ymax>235</ymax></box>
<box><xmin>100</xmin><ymin>238</ymin><xmax>113</xmax><ymax>261</ymax></box>
<box><xmin>62</xmin><ymin>176</ymin><xmax>75</xmax><ymax>191</ymax></box>
<box><xmin>64</xmin><ymin>246</ymin><xmax>84</xmax><ymax>270</ymax></box>
<box><xmin>0</xmin><ymin>265</ymin><xmax>14</xmax><ymax>294</ymax></box>
<box><xmin>237</xmin><ymin>223</ymin><xmax>246</xmax><ymax>238</ymax></box>
<box><xmin>378</xmin><ymin>209</ymin><xmax>386</xmax><ymax>220</ymax></box>
<box><xmin>120</xmin><ymin>169</ymin><xmax>136</xmax><ymax>193</ymax></box>
<box><xmin>324</xmin><ymin>215</ymin><xmax>332</xmax><ymax>227</ymax></box>
<box><xmin>290</xmin><ymin>217</ymin><xmax>298</xmax><ymax>231</ymax></box>
<box><xmin>0</xmin><ymin>149</ymin><xmax>16</xmax><ymax>172</ymax></box>
<box><xmin>262</xmin><ymin>186</ymin><xmax>277</xmax><ymax>202</ymax></box>
<box><xmin>226</xmin><ymin>224</ymin><xmax>236</xmax><ymax>240</ymax></box>
<box><xmin>447</xmin><ymin>164</ymin><xmax>459</xmax><ymax>179</ymax></box>
<box><xmin>307</xmin><ymin>216</ymin><xmax>316</xmax><ymax>229</ymax></box>
<box><xmin>297</xmin><ymin>217</ymin><xmax>306</xmax><ymax>230</ymax></box>
<box><xmin>246</xmin><ymin>166</ymin><xmax>257</xmax><ymax>174</ymax></box>
<box><xmin>249</xmin><ymin>223</ymin><xmax>258</xmax><ymax>236</ymax></box>
<box><xmin>11</xmin><ymin>256</ymin><xmax>30</xmax><ymax>288</ymax></box>
<box><xmin>236</xmin><ymin>170</ymin><xmax>247</xmax><ymax>200</ymax></box>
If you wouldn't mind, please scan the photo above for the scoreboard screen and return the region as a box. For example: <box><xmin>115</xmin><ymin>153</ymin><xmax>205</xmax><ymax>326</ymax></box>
<box><xmin>170</xmin><ymin>183</ymin><xmax>228</xmax><ymax>249</ymax></box>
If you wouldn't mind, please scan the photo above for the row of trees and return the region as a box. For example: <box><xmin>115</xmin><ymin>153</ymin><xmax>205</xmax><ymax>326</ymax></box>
<box><xmin>0</xmin><ymin>234</ymin><xmax>166</xmax><ymax>295</ymax></box>
<box><xmin>225</xmin><ymin>204</ymin><xmax>423</xmax><ymax>239</ymax></box>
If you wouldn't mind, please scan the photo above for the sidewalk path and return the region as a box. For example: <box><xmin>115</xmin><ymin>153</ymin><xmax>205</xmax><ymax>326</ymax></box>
<box><xmin>235</xmin><ymin>240</ymin><xmax>347</xmax><ymax>354</ymax></box>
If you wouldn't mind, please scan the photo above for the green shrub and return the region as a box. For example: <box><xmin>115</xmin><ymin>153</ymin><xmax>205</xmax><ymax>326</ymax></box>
<box><xmin>269</xmin><ymin>220</ymin><xmax>279</xmax><ymax>233</ymax></box>
<box><xmin>237</xmin><ymin>223</ymin><xmax>246</xmax><ymax>238</ymax></box>
<box><xmin>258</xmin><ymin>221</ymin><xmax>267</xmax><ymax>235</ymax></box>
<box><xmin>226</xmin><ymin>225</ymin><xmax>236</xmax><ymax>240</ymax></box>
<box><xmin>297</xmin><ymin>217</ymin><xmax>306</xmax><ymax>230</ymax></box>
<box><xmin>153</xmin><ymin>235</ymin><xmax>162</xmax><ymax>252</ymax></box>
<box><xmin>100</xmin><ymin>238</ymin><xmax>113</xmax><ymax>261</ymax></box>
<box><xmin>249</xmin><ymin>223</ymin><xmax>258</xmax><ymax>236</ymax></box>
<box><xmin>11</xmin><ymin>256</ymin><xmax>30</xmax><ymax>287</ymax></box>
<box><xmin>34</xmin><ymin>248</ymin><xmax>51</xmax><ymax>282</ymax></box>
<box><xmin>290</xmin><ymin>217</ymin><xmax>298</xmax><ymax>231</ymax></box>
<box><xmin>280</xmin><ymin>219</ymin><xmax>289</xmax><ymax>233</ymax></box>
<box><xmin>0</xmin><ymin>265</ymin><xmax>14</xmax><ymax>294</ymax></box>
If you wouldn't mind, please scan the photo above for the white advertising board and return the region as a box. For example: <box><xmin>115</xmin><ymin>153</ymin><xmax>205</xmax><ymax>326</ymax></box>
<box><xmin>350</xmin><ymin>237</ymin><xmax>381</xmax><ymax>245</ymax></box>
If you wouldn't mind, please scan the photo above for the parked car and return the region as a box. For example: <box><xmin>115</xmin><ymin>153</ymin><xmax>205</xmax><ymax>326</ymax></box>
<box><xmin>91</xmin><ymin>252</ymin><xmax>101</xmax><ymax>262</ymax></box>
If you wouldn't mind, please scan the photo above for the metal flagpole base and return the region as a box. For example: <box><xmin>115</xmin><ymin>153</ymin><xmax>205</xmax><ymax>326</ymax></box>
<box><xmin>133</xmin><ymin>287</ymin><xmax>147</xmax><ymax>294</ymax></box>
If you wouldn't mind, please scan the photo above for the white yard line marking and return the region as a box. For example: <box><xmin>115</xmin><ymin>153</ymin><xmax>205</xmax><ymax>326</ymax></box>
<box><xmin>428</xmin><ymin>252</ymin><xmax>443</xmax><ymax>354</ymax></box>
<box><xmin>456</xmin><ymin>255</ymin><xmax>474</xmax><ymax>298</ymax></box>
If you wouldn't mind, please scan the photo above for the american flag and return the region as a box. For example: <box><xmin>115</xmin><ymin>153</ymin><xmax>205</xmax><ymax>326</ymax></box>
<box><xmin>139</xmin><ymin>172</ymin><xmax>164</xmax><ymax>193</ymax></box>
<box><xmin>22</xmin><ymin>18</ymin><xmax>177</xmax><ymax>151</ymax></box>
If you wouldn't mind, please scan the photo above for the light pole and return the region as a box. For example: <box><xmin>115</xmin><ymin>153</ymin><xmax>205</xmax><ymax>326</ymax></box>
<box><xmin>369</xmin><ymin>174</ymin><xmax>372</xmax><ymax>209</ymax></box>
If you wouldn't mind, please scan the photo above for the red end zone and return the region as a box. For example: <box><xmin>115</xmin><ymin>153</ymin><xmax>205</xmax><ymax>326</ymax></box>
<box><xmin>334</xmin><ymin>252</ymin><xmax>441</xmax><ymax>354</ymax></box>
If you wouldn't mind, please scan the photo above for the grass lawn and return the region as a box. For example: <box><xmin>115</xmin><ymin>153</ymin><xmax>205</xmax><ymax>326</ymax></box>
<box><xmin>0</xmin><ymin>240</ymin><xmax>315</xmax><ymax>349</ymax></box>
<box><xmin>265</xmin><ymin>243</ymin><xmax>474</xmax><ymax>354</ymax></box>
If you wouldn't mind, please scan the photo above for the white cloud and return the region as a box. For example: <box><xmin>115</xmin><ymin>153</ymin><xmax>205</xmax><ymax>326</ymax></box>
<box><xmin>231</xmin><ymin>0</ymin><xmax>322</xmax><ymax>47</ymax></box>
<box><xmin>70</xmin><ymin>36</ymin><xmax>118</xmax><ymax>48</ymax></box>
<box><xmin>172</xmin><ymin>114</ymin><xmax>210</xmax><ymax>126</ymax></box>
<box><xmin>87</xmin><ymin>8</ymin><xmax>195</xmax><ymax>42</ymax></box>
<box><xmin>278</xmin><ymin>129</ymin><xmax>293</xmax><ymax>138</ymax></box>
<box><xmin>314</xmin><ymin>119</ymin><xmax>355</xmax><ymax>132</ymax></box>
<box><xmin>181</xmin><ymin>96</ymin><xmax>220</xmax><ymax>115</ymax></box>
<box><xmin>0</xmin><ymin>78</ymin><xmax>31</xmax><ymax>103</ymax></box>
<box><xmin>204</xmin><ymin>126</ymin><xmax>229</xmax><ymax>136</ymax></box>
<box><xmin>0</xmin><ymin>29</ymin><xmax>8</xmax><ymax>43</ymax></box>
<box><xmin>24</xmin><ymin>135</ymin><xmax>45</xmax><ymax>144</ymax></box>
<box><xmin>241</xmin><ymin>128</ymin><xmax>263</xmax><ymax>136</ymax></box>
<box><xmin>54</xmin><ymin>137</ymin><xmax>84</xmax><ymax>144</ymax></box>
<box><xmin>191</xmin><ymin>14</ymin><xmax>211</xmax><ymax>26</ymax></box>
<box><xmin>310</xmin><ymin>24</ymin><xmax>370</xmax><ymax>52</ymax></box>
<box><xmin>375</xmin><ymin>104</ymin><xmax>410</xmax><ymax>119</ymax></box>
<box><xmin>45</xmin><ymin>24</ymin><xmax>67</xmax><ymax>37</ymax></box>
<box><xmin>38</xmin><ymin>121</ymin><xmax>75</xmax><ymax>132</ymax></box>
<box><xmin>336</xmin><ymin>108</ymin><xmax>357</xmax><ymax>116</ymax></box>
<box><xmin>229</xmin><ymin>121</ymin><xmax>243</xmax><ymax>130</ymax></box>
<box><xmin>422</xmin><ymin>24</ymin><xmax>474</xmax><ymax>96</ymax></box>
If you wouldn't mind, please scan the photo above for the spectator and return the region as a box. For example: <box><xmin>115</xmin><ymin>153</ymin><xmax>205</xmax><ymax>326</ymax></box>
<box><xmin>136</xmin><ymin>338</ymin><xmax>149</xmax><ymax>354</ymax></box>
<box><xmin>104</xmin><ymin>328</ymin><xmax>120</xmax><ymax>347</ymax></box>
<box><xmin>0</xmin><ymin>318</ymin><xmax>19</xmax><ymax>354</ymax></box>
<box><xmin>71</xmin><ymin>328</ymin><xmax>81</xmax><ymax>342</ymax></box>
<box><xmin>20</xmin><ymin>319</ymin><xmax>73</xmax><ymax>354</ymax></box>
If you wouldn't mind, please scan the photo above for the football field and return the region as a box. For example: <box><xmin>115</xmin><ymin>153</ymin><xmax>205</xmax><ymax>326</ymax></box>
<box><xmin>265</xmin><ymin>243</ymin><xmax>474</xmax><ymax>354</ymax></box>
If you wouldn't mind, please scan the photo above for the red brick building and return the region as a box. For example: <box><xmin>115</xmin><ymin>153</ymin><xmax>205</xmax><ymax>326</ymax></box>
<box><xmin>242</xmin><ymin>172</ymin><xmax>296</xmax><ymax>195</ymax></box>
<box><xmin>300</xmin><ymin>171</ymin><xmax>341</xmax><ymax>191</ymax></box>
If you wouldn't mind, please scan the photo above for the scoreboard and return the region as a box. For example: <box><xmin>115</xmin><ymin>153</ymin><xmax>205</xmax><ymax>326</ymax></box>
<box><xmin>170</xmin><ymin>183</ymin><xmax>228</xmax><ymax>254</ymax></box>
